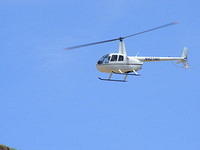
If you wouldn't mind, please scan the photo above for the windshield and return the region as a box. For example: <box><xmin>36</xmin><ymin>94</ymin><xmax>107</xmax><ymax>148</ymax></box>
<box><xmin>97</xmin><ymin>54</ymin><xmax>110</xmax><ymax>64</ymax></box>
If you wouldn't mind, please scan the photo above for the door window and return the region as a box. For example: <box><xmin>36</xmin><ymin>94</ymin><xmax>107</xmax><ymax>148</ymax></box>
<box><xmin>118</xmin><ymin>55</ymin><xmax>124</xmax><ymax>61</ymax></box>
<box><xmin>110</xmin><ymin>55</ymin><xmax>118</xmax><ymax>61</ymax></box>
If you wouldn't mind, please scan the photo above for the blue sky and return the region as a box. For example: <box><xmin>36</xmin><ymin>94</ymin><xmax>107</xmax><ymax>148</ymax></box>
<box><xmin>0</xmin><ymin>0</ymin><xmax>200</xmax><ymax>150</ymax></box>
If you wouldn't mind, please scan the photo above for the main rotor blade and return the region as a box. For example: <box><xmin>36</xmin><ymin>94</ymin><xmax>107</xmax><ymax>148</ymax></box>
<box><xmin>122</xmin><ymin>22</ymin><xmax>178</xmax><ymax>39</ymax></box>
<box><xmin>65</xmin><ymin>37</ymin><xmax>120</xmax><ymax>50</ymax></box>
<box><xmin>65</xmin><ymin>22</ymin><xmax>178</xmax><ymax>50</ymax></box>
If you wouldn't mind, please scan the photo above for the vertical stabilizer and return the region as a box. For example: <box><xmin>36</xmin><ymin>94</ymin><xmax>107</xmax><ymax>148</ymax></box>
<box><xmin>181</xmin><ymin>47</ymin><xmax>188</xmax><ymax>59</ymax></box>
<box><xmin>178</xmin><ymin>47</ymin><xmax>189</xmax><ymax>68</ymax></box>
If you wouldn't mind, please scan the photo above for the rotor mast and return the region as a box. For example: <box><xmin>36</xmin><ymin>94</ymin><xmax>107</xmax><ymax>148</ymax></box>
<box><xmin>118</xmin><ymin>38</ymin><xmax>127</xmax><ymax>56</ymax></box>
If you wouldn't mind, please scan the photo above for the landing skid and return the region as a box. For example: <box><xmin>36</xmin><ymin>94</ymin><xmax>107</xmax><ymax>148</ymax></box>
<box><xmin>98</xmin><ymin>71</ymin><xmax>140</xmax><ymax>82</ymax></box>
<box><xmin>98</xmin><ymin>77</ymin><xmax>127</xmax><ymax>82</ymax></box>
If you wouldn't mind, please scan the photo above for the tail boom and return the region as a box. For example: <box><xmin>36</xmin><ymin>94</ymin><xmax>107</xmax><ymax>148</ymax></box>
<box><xmin>136</xmin><ymin>56</ymin><xmax>184</xmax><ymax>62</ymax></box>
<box><xmin>134</xmin><ymin>47</ymin><xmax>189</xmax><ymax>68</ymax></box>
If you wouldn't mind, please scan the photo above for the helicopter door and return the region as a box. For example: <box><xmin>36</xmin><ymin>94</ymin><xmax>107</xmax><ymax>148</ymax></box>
<box><xmin>118</xmin><ymin>55</ymin><xmax>124</xmax><ymax>61</ymax></box>
<box><xmin>110</xmin><ymin>55</ymin><xmax>118</xmax><ymax>62</ymax></box>
<box><xmin>110</xmin><ymin>54</ymin><xmax>124</xmax><ymax>63</ymax></box>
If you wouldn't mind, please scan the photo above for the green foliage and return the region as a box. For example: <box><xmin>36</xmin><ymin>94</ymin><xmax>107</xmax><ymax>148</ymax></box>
<box><xmin>0</xmin><ymin>144</ymin><xmax>16</xmax><ymax>150</ymax></box>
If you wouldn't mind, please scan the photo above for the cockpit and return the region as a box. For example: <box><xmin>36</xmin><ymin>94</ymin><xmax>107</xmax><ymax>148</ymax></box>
<box><xmin>97</xmin><ymin>54</ymin><xmax>124</xmax><ymax>64</ymax></box>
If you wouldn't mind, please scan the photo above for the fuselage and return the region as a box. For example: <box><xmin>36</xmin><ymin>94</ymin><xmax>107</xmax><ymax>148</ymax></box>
<box><xmin>96</xmin><ymin>51</ymin><xmax>187</xmax><ymax>73</ymax></box>
<box><xmin>96</xmin><ymin>53</ymin><xmax>143</xmax><ymax>73</ymax></box>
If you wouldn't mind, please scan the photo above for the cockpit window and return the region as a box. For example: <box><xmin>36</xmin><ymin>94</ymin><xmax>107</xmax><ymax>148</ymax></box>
<box><xmin>118</xmin><ymin>55</ymin><xmax>124</xmax><ymax>61</ymax></box>
<box><xmin>97</xmin><ymin>54</ymin><xmax>110</xmax><ymax>64</ymax></box>
<box><xmin>110</xmin><ymin>55</ymin><xmax>118</xmax><ymax>61</ymax></box>
<box><xmin>104</xmin><ymin>56</ymin><xmax>110</xmax><ymax>63</ymax></box>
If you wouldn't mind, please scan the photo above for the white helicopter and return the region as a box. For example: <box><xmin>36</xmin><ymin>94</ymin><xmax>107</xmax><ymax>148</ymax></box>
<box><xmin>66</xmin><ymin>22</ymin><xmax>189</xmax><ymax>82</ymax></box>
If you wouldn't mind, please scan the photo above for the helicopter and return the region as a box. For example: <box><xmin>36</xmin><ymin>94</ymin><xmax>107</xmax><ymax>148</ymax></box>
<box><xmin>65</xmin><ymin>22</ymin><xmax>189</xmax><ymax>82</ymax></box>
